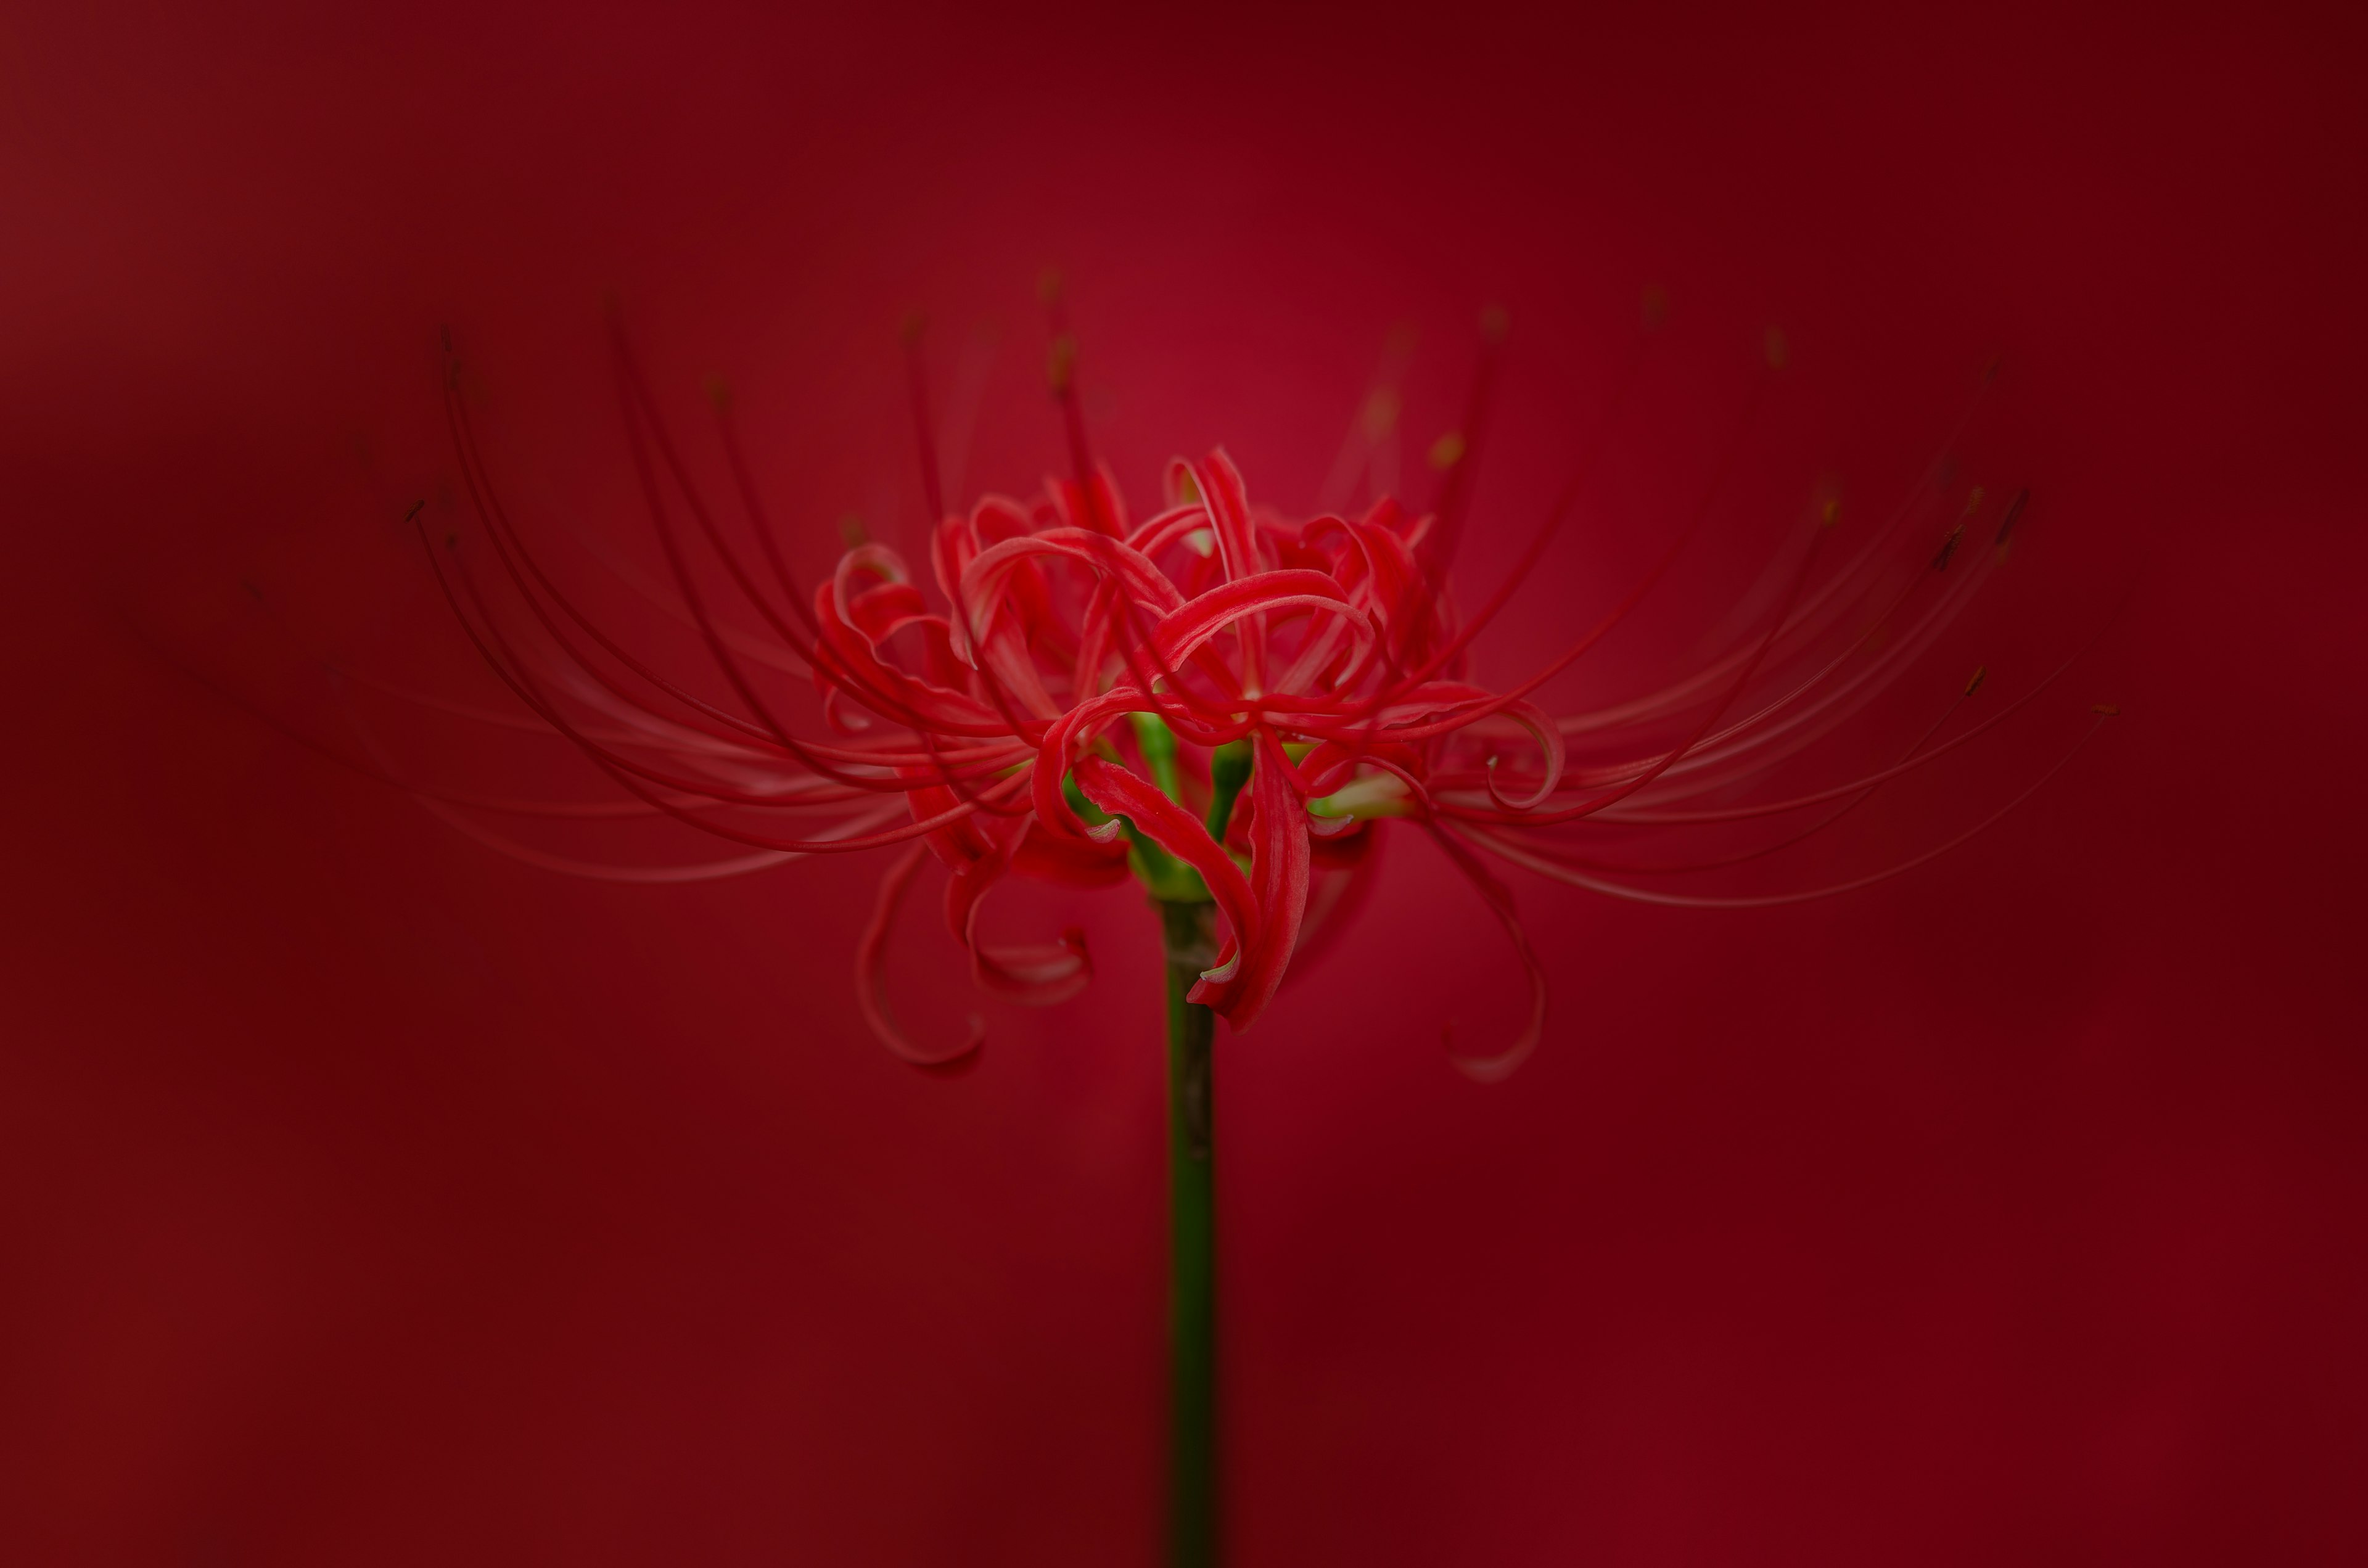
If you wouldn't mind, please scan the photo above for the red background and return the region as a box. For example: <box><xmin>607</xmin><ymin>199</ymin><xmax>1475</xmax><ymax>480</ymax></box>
<box><xmin>5</xmin><ymin>2</ymin><xmax>2364</xmax><ymax>1562</ymax></box>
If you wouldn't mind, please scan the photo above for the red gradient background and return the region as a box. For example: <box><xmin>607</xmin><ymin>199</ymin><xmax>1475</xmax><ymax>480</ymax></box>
<box><xmin>5</xmin><ymin>3</ymin><xmax>2364</xmax><ymax>1562</ymax></box>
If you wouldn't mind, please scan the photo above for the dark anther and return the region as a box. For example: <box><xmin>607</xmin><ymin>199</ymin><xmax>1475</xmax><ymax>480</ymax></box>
<box><xmin>1931</xmin><ymin>525</ymin><xmax>1963</xmax><ymax>572</ymax></box>
<box><xmin>403</xmin><ymin>499</ymin><xmax>426</xmax><ymax>524</ymax></box>
<box><xmin>1995</xmin><ymin>488</ymin><xmax>2031</xmax><ymax>546</ymax></box>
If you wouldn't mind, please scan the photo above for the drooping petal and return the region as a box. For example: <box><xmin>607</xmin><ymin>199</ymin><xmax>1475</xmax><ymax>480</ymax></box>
<box><xmin>1479</xmin><ymin>696</ymin><xmax>1568</xmax><ymax>813</ymax></box>
<box><xmin>1287</xmin><ymin>832</ymin><xmax>1383</xmax><ymax>982</ymax></box>
<box><xmin>1212</xmin><ymin>730</ymin><xmax>1313</xmax><ymax>1029</ymax></box>
<box><xmin>858</xmin><ymin>842</ymin><xmax>985</xmax><ymax>1070</ymax></box>
<box><xmin>945</xmin><ymin>831</ymin><xmax>1094</xmax><ymax>1006</ymax></box>
<box><xmin>1425</xmin><ymin>823</ymin><xmax>1548</xmax><ymax>1084</ymax></box>
<box><xmin>1072</xmin><ymin>753</ymin><xmax>1260</xmax><ymax>1002</ymax></box>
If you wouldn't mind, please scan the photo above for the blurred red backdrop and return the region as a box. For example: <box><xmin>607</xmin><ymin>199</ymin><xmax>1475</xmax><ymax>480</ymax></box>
<box><xmin>4</xmin><ymin>2</ymin><xmax>2364</xmax><ymax>1563</ymax></box>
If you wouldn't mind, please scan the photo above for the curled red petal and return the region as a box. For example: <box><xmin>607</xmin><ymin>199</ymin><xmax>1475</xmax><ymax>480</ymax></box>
<box><xmin>1189</xmin><ymin>449</ymin><xmax>1264</xmax><ymax>584</ymax></box>
<box><xmin>943</xmin><ymin>819</ymin><xmax>1095</xmax><ymax>1006</ymax></box>
<box><xmin>1072</xmin><ymin>754</ymin><xmax>1260</xmax><ymax>1001</ymax></box>
<box><xmin>1152</xmin><ymin>570</ymin><xmax>1370</xmax><ymax>675</ymax></box>
<box><xmin>1210</xmin><ymin>730</ymin><xmax>1313</xmax><ymax>1029</ymax></box>
<box><xmin>1480</xmin><ymin>697</ymin><xmax>1568</xmax><ymax>813</ymax></box>
<box><xmin>858</xmin><ymin>842</ymin><xmax>985</xmax><ymax>1071</ymax></box>
<box><xmin>1424</xmin><ymin>823</ymin><xmax>1548</xmax><ymax>1084</ymax></box>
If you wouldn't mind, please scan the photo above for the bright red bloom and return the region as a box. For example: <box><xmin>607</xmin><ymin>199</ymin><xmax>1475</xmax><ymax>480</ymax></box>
<box><xmin>405</xmin><ymin>328</ymin><xmax>2105</xmax><ymax>1080</ymax></box>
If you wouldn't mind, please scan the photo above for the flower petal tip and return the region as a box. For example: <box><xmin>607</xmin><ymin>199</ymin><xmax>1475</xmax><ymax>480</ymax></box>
<box><xmin>1444</xmin><ymin>1023</ymin><xmax>1534</xmax><ymax>1085</ymax></box>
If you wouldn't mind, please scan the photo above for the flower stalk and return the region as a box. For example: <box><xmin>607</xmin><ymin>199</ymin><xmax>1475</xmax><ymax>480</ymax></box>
<box><xmin>1160</xmin><ymin>896</ymin><xmax>1219</xmax><ymax>1568</ymax></box>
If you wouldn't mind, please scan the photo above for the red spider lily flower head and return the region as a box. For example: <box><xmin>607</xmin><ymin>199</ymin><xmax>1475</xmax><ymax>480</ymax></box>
<box><xmin>405</xmin><ymin>309</ymin><xmax>2110</xmax><ymax>1081</ymax></box>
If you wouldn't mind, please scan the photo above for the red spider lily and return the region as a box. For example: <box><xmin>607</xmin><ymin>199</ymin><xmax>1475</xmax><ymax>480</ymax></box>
<box><xmin>394</xmin><ymin>319</ymin><xmax>2108</xmax><ymax>1082</ymax></box>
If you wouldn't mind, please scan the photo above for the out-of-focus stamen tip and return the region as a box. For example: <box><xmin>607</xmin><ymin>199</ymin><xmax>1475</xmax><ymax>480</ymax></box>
<box><xmin>1996</xmin><ymin>488</ymin><xmax>2031</xmax><ymax>545</ymax></box>
<box><xmin>1965</xmin><ymin>664</ymin><xmax>1988</xmax><ymax>696</ymax></box>
<box><xmin>2091</xmin><ymin>702</ymin><xmax>2121</xmax><ymax>716</ymax></box>
<box><xmin>702</xmin><ymin>374</ymin><xmax>733</xmax><ymax>411</ymax></box>
<box><xmin>899</xmin><ymin>309</ymin><xmax>927</xmax><ymax>347</ymax></box>
<box><xmin>1642</xmin><ymin>285</ymin><xmax>1671</xmax><ymax>328</ymax></box>
<box><xmin>1479</xmin><ymin>304</ymin><xmax>1510</xmax><ymax>344</ymax></box>
<box><xmin>839</xmin><ymin>514</ymin><xmax>869</xmax><ymax>549</ymax></box>
<box><xmin>1764</xmin><ymin>327</ymin><xmax>1790</xmax><ymax>370</ymax></box>
<box><xmin>1046</xmin><ymin>334</ymin><xmax>1078</xmax><ymax>394</ymax></box>
<box><xmin>1037</xmin><ymin>268</ymin><xmax>1064</xmax><ymax>308</ymax></box>
<box><xmin>1820</xmin><ymin>498</ymin><xmax>1841</xmax><ymax>529</ymax></box>
<box><xmin>1428</xmin><ymin>431</ymin><xmax>1468</xmax><ymax>469</ymax></box>
<box><xmin>403</xmin><ymin>499</ymin><xmax>426</xmax><ymax>524</ymax></box>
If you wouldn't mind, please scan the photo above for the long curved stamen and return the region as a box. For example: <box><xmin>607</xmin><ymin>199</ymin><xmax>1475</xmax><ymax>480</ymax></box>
<box><xmin>710</xmin><ymin>383</ymin><xmax>825</xmax><ymax>644</ymax></box>
<box><xmin>1435</xmin><ymin>511</ymin><xmax>1834</xmax><ymax>826</ymax></box>
<box><xmin>902</xmin><ymin>312</ymin><xmax>947</xmax><ymax>527</ymax></box>
<box><xmin>612</xmin><ymin>335</ymin><xmax>960</xmax><ymax>792</ymax></box>
<box><xmin>1328</xmin><ymin>372</ymin><xmax>1774</xmax><ymax>752</ymax></box>
<box><xmin>623</xmin><ymin>335</ymin><xmax>996</xmax><ymax>776</ymax></box>
<box><xmin>1589</xmin><ymin>630</ymin><xmax>2098</xmax><ymax>826</ymax></box>
<box><xmin>1425</xmin><ymin>819</ymin><xmax>1548</xmax><ymax>1085</ymax></box>
<box><xmin>1494</xmin><ymin>671</ymin><xmax>1980</xmax><ymax>875</ymax></box>
<box><xmin>1407</xmin><ymin>327</ymin><xmax>1653</xmax><ymax>686</ymax></box>
<box><xmin>859</xmin><ymin>842</ymin><xmax>987</xmax><ymax>1070</ymax></box>
<box><xmin>443</xmin><ymin>356</ymin><xmax>799</xmax><ymax>757</ymax></box>
<box><xmin>614</xmin><ymin>336</ymin><xmax>828</xmax><ymax>671</ymax></box>
<box><xmin>427</xmin><ymin>516</ymin><xmax>1026</xmax><ymax>848</ymax></box>
<box><xmin>1467</xmin><ymin>708</ymin><xmax>2113</xmax><ymax>907</ymax></box>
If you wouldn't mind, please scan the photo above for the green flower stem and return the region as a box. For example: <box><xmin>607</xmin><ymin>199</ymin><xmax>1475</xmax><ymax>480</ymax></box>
<box><xmin>1159</xmin><ymin>897</ymin><xmax>1219</xmax><ymax>1568</ymax></box>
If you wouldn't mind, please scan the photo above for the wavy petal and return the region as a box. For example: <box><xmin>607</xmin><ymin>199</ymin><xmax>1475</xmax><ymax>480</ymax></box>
<box><xmin>858</xmin><ymin>842</ymin><xmax>985</xmax><ymax>1070</ymax></box>
<box><xmin>1215</xmin><ymin>731</ymin><xmax>1314</xmax><ymax>1029</ymax></box>
<box><xmin>1153</xmin><ymin>570</ymin><xmax>1370</xmax><ymax>678</ymax></box>
<box><xmin>1072</xmin><ymin>754</ymin><xmax>1260</xmax><ymax>1004</ymax></box>
<box><xmin>1426</xmin><ymin>823</ymin><xmax>1548</xmax><ymax>1084</ymax></box>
